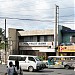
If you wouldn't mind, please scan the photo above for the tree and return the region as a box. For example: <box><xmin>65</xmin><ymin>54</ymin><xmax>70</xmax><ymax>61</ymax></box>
<box><xmin>0</xmin><ymin>28</ymin><xmax>5</xmax><ymax>50</ymax></box>
<box><xmin>0</xmin><ymin>43</ymin><xmax>5</xmax><ymax>50</ymax></box>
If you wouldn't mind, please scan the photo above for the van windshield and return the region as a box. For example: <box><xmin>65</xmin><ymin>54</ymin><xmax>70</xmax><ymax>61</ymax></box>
<box><xmin>35</xmin><ymin>57</ymin><xmax>41</xmax><ymax>61</ymax></box>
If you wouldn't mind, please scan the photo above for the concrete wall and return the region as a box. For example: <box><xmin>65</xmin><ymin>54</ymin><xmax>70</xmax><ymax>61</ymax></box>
<box><xmin>8</xmin><ymin>28</ymin><xmax>19</xmax><ymax>54</ymax></box>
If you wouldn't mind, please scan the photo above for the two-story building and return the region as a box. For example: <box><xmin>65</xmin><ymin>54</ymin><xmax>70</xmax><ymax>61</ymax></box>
<box><xmin>8</xmin><ymin>28</ymin><xmax>56</xmax><ymax>59</ymax></box>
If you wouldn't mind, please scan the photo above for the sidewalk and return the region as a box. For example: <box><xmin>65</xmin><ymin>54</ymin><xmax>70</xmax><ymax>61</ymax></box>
<box><xmin>0</xmin><ymin>64</ymin><xmax>7</xmax><ymax>75</ymax></box>
<box><xmin>0</xmin><ymin>72</ymin><xmax>5</xmax><ymax>75</ymax></box>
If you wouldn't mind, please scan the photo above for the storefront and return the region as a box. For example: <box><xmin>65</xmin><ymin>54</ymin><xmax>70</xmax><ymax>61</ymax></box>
<box><xmin>58</xmin><ymin>46</ymin><xmax>75</xmax><ymax>56</ymax></box>
<box><xmin>19</xmin><ymin>42</ymin><xmax>55</xmax><ymax>59</ymax></box>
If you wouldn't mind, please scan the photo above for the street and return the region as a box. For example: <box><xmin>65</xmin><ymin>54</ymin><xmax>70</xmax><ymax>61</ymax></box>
<box><xmin>0</xmin><ymin>64</ymin><xmax>75</xmax><ymax>75</ymax></box>
<box><xmin>23</xmin><ymin>68</ymin><xmax>75</xmax><ymax>75</ymax></box>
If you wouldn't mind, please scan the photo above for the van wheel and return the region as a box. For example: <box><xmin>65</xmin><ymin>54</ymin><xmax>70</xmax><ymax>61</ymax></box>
<box><xmin>65</xmin><ymin>65</ymin><xmax>70</xmax><ymax>69</ymax></box>
<box><xmin>28</xmin><ymin>66</ymin><xmax>34</xmax><ymax>72</ymax></box>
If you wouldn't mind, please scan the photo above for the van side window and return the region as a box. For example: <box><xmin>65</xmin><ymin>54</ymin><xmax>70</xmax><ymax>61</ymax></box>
<box><xmin>21</xmin><ymin>57</ymin><xmax>26</xmax><ymax>61</ymax></box>
<box><xmin>15</xmin><ymin>56</ymin><xmax>26</xmax><ymax>61</ymax></box>
<box><xmin>9</xmin><ymin>56</ymin><xmax>17</xmax><ymax>60</ymax></box>
<box><xmin>9</xmin><ymin>56</ymin><xmax>26</xmax><ymax>61</ymax></box>
<box><xmin>17</xmin><ymin>57</ymin><xmax>21</xmax><ymax>61</ymax></box>
<box><xmin>28</xmin><ymin>57</ymin><xmax>35</xmax><ymax>62</ymax></box>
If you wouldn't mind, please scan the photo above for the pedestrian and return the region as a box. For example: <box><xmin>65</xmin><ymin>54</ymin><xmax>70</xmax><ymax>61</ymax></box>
<box><xmin>15</xmin><ymin>58</ymin><xmax>19</xmax><ymax>70</ymax></box>
<box><xmin>15</xmin><ymin>59</ymin><xmax>22</xmax><ymax>75</ymax></box>
<box><xmin>6</xmin><ymin>61</ymin><xmax>17</xmax><ymax>75</ymax></box>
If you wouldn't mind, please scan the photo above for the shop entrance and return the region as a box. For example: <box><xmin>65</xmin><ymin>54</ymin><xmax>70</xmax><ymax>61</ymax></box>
<box><xmin>59</xmin><ymin>52</ymin><xmax>75</xmax><ymax>56</ymax></box>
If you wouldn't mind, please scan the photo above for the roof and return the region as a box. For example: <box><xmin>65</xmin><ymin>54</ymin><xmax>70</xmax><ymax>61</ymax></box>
<box><xmin>16</xmin><ymin>29</ymin><xmax>24</xmax><ymax>31</ymax></box>
<box><xmin>18</xmin><ymin>29</ymin><xmax>54</xmax><ymax>36</ymax></box>
<box><xmin>61</xmin><ymin>30</ymin><xmax>75</xmax><ymax>33</ymax></box>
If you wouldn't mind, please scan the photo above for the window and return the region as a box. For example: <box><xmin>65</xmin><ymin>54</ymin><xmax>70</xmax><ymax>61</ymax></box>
<box><xmin>30</xmin><ymin>36</ymin><xmax>33</xmax><ymax>42</ymax></box>
<box><xmin>72</xmin><ymin>35</ymin><xmax>75</xmax><ymax>43</ymax></box>
<box><xmin>21</xmin><ymin>57</ymin><xmax>26</xmax><ymax>61</ymax></box>
<box><xmin>37</xmin><ymin>36</ymin><xmax>40</xmax><ymax>42</ymax></box>
<box><xmin>9</xmin><ymin>56</ymin><xmax>26</xmax><ymax>61</ymax></box>
<box><xmin>44</xmin><ymin>36</ymin><xmax>48</xmax><ymax>42</ymax></box>
<box><xmin>24</xmin><ymin>37</ymin><xmax>30</xmax><ymax>42</ymax></box>
<box><xmin>17</xmin><ymin>56</ymin><xmax>21</xmax><ymax>61</ymax></box>
<box><xmin>28</xmin><ymin>57</ymin><xmax>35</xmax><ymax>62</ymax></box>
<box><xmin>48</xmin><ymin>35</ymin><xmax>54</xmax><ymax>42</ymax></box>
<box><xmin>9</xmin><ymin>56</ymin><xmax>17</xmax><ymax>60</ymax></box>
<box><xmin>19</xmin><ymin>37</ymin><xmax>24</xmax><ymax>42</ymax></box>
<box><xmin>35</xmin><ymin>57</ymin><xmax>40</xmax><ymax>61</ymax></box>
<box><xmin>24</xmin><ymin>36</ymin><xmax>34</xmax><ymax>42</ymax></box>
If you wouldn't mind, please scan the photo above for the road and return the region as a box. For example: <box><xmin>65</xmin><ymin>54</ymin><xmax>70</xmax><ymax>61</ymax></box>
<box><xmin>23</xmin><ymin>68</ymin><xmax>75</xmax><ymax>75</ymax></box>
<box><xmin>0</xmin><ymin>64</ymin><xmax>75</xmax><ymax>75</ymax></box>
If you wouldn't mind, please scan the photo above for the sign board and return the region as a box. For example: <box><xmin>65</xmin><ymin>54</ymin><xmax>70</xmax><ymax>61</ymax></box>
<box><xmin>59</xmin><ymin>46</ymin><xmax>75</xmax><ymax>52</ymax></box>
<box><xmin>19</xmin><ymin>42</ymin><xmax>53</xmax><ymax>46</ymax></box>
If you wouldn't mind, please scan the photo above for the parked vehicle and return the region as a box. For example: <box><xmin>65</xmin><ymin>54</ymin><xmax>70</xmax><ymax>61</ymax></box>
<box><xmin>7</xmin><ymin>55</ymin><xmax>45</xmax><ymax>72</ymax></box>
<box><xmin>43</xmin><ymin>60</ymin><xmax>48</xmax><ymax>68</ymax></box>
<box><xmin>48</xmin><ymin>56</ymin><xmax>75</xmax><ymax>69</ymax></box>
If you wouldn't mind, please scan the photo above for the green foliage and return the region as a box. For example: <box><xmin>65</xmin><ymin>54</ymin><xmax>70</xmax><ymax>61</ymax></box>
<box><xmin>0</xmin><ymin>43</ymin><xmax>5</xmax><ymax>49</ymax></box>
<box><xmin>0</xmin><ymin>28</ymin><xmax>2</xmax><ymax>35</ymax></box>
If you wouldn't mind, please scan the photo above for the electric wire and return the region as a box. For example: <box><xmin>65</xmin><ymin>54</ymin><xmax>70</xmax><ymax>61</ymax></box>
<box><xmin>0</xmin><ymin>16</ymin><xmax>74</xmax><ymax>25</ymax></box>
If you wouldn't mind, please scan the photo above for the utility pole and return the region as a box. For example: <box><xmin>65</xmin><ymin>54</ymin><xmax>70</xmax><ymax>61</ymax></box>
<box><xmin>54</xmin><ymin>5</ymin><xmax>59</xmax><ymax>56</ymax></box>
<box><xmin>5</xmin><ymin>19</ymin><xmax>7</xmax><ymax>64</ymax></box>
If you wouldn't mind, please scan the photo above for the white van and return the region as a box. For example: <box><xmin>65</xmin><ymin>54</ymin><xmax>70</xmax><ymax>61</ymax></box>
<box><xmin>7</xmin><ymin>55</ymin><xmax>45</xmax><ymax>72</ymax></box>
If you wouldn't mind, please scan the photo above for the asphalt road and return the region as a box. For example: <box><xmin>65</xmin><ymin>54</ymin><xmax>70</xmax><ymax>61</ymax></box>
<box><xmin>23</xmin><ymin>68</ymin><xmax>75</xmax><ymax>75</ymax></box>
<box><xmin>0</xmin><ymin>64</ymin><xmax>75</xmax><ymax>75</ymax></box>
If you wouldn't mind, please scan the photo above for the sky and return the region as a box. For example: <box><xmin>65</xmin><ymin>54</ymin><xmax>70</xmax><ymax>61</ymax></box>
<box><xmin>0</xmin><ymin>0</ymin><xmax>75</xmax><ymax>37</ymax></box>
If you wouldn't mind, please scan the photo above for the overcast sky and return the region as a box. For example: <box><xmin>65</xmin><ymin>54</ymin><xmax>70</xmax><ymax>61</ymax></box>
<box><xmin>0</xmin><ymin>0</ymin><xmax>75</xmax><ymax>36</ymax></box>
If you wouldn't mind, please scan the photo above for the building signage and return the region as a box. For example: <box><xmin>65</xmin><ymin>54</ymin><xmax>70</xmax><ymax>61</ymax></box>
<box><xmin>19</xmin><ymin>42</ymin><xmax>53</xmax><ymax>46</ymax></box>
<box><xmin>59</xmin><ymin>46</ymin><xmax>75</xmax><ymax>52</ymax></box>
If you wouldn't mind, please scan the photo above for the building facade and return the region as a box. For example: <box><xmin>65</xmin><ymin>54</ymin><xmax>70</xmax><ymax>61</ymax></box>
<box><xmin>8</xmin><ymin>26</ymin><xmax>75</xmax><ymax>59</ymax></box>
<box><xmin>8</xmin><ymin>28</ymin><xmax>57</xmax><ymax>59</ymax></box>
<box><xmin>58</xmin><ymin>29</ymin><xmax>75</xmax><ymax>56</ymax></box>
